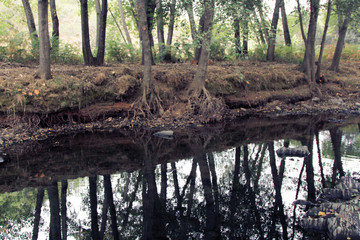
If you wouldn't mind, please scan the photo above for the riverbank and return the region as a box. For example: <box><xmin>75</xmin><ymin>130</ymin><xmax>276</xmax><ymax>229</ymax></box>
<box><xmin>0</xmin><ymin>60</ymin><xmax>359</xmax><ymax>152</ymax></box>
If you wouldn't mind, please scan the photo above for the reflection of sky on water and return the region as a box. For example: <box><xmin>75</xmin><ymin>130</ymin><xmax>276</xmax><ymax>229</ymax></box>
<box><xmin>2</xmin><ymin>124</ymin><xmax>360</xmax><ymax>239</ymax></box>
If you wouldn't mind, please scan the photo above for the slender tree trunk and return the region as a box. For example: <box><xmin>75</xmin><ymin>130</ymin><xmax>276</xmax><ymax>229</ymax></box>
<box><xmin>190</xmin><ymin>0</ymin><xmax>214</xmax><ymax>92</ymax></box>
<box><xmin>296</xmin><ymin>0</ymin><xmax>307</xmax><ymax>44</ymax></box>
<box><xmin>254</xmin><ymin>13</ymin><xmax>266</xmax><ymax>45</ymax></box>
<box><xmin>280</xmin><ymin>0</ymin><xmax>291</xmax><ymax>46</ymax></box>
<box><xmin>266</xmin><ymin>0</ymin><xmax>282</xmax><ymax>61</ymax></box>
<box><xmin>156</xmin><ymin>0</ymin><xmax>165</xmax><ymax>60</ymax></box>
<box><xmin>234</xmin><ymin>16</ymin><xmax>241</xmax><ymax>58</ymax></box>
<box><xmin>118</xmin><ymin>0</ymin><xmax>132</xmax><ymax>44</ymax></box>
<box><xmin>256</xmin><ymin>4</ymin><xmax>269</xmax><ymax>45</ymax></box>
<box><xmin>95</xmin><ymin>0</ymin><xmax>108</xmax><ymax>65</ymax></box>
<box><xmin>80</xmin><ymin>0</ymin><xmax>96</xmax><ymax>65</ymax></box>
<box><xmin>166</xmin><ymin>0</ymin><xmax>176</xmax><ymax>45</ymax></box>
<box><xmin>329</xmin><ymin>15</ymin><xmax>350</xmax><ymax>72</ymax></box>
<box><xmin>109</xmin><ymin>8</ymin><xmax>126</xmax><ymax>42</ymax></box>
<box><xmin>32</xmin><ymin>188</ymin><xmax>44</xmax><ymax>240</ymax></box>
<box><xmin>38</xmin><ymin>0</ymin><xmax>52</xmax><ymax>80</ymax></box>
<box><xmin>303</xmin><ymin>0</ymin><xmax>320</xmax><ymax>84</ymax></box>
<box><xmin>50</xmin><ymin>0</ymin><xmax>59</xmax><ymax>54</ymax></box>
<box><xmin>48</xmin><ymin>182</ymin><xmax>62</xmax><ymax>240</ymax></box>
<box><xmin>185</xmin><ymin>1</ymin><xmax>197</xmax><ymax>41</ymax></box>
<box><xmin>242</xmin><ymin>19</ymin><xmax>249</xmax><ymax>56</ymax></box>
<box><xmin>22</xmin><ymin>0</ymin><xmax>38</xmax><ymax>43</ymax></box>
<box><xmin>95</xmin><ymin>0</ymin><xmax>101</xmax><ymax>49</ymax></box>
<box><xmin>160</xmin><ymin>163</ymin><xmax>167</xmax><ymax>205</ymax></box>
<box><xmin>137</xmin><ymin>0</ymin><xmax>153</xmax><ymax>101</ymax></box>
<box><xmin>316</xmin><ymin>0</ymin><xmax>331</xmax><ymax>81</ymax></box>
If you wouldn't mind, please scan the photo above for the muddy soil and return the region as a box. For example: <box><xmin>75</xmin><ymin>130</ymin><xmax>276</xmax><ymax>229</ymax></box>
<box><xmin>0</xmin><ymin>60</ymin><xmax>359</xmax><ymax>151</ymax></box>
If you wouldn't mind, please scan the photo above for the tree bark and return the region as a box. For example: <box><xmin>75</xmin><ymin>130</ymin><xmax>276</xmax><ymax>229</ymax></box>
<box><xmin>38</xmin><ymin>0</ymin><xmax>52</xmax><ymax>80</ymax></box>
<box><xmin>266</xmin><ymin>0</ymin><xmax>282</xmax><ymax>61</ymax></box>
<box><xmin>316</xmin><ymin>0</ymin><xmax>331</xmax><ymax>81</ymax></box>
<box><xmin>166</xmin><ymin>0</ymin><xmax>176</xmax><ymax>45</ymax></box>
<box><xmin>303</xmin><ymin>0</ymin><xmax>320</xmax><ymax>84</ymax></box>
<box><xmin>22</xmin><ymin>0</ymin><xmax>38</xmax><ymax>42</ymax></box>
<box><xmin>50</xmin><ymin>0</ymin><xmax>59</xmax><ymax>53</ymax></box>
<box><xmin>137</xmin><ymin>0</ymin><xmax>153</xmax><ymax>101</ymax></box>
<box><xmin>118</xmin><ymin>0</ymin><xmax>132</xmax><ymax>44</ymax></box>
<box><xmin>234</xmin><ymin>16</ymin><xmax>241</xmax><ymax>58</ymax></box>
<box><xmin>280</xmin><ymin>0</ymin><xmax>291</xmax><ymax>46</ymax></box>
<box><xmin>242</xmin><ymin>19</ymin><xmax>249</xmax><ymax>56</ymax></box>
<box><xmin>89</xmin><ymin>176</ymin><xmax>100</xmax><ymax>240</ymax></box>
<box><xmin>190</xmin><ymin>0</ymin><xmax>214</xmax><ymax>92</ymax></box>
<box><xmin>329</xmin><ymin>15</ymin><xmax>350</xmax><ymax>72</ymax></box>
<box><xmin>156</xmin><ymin>0</ymin><xmax>166</xmax><ymax>60</ymax></box>
<box><xmin>95</xmin><ymin>0</ymin><xmax>101</xmax><ymax>49</ymax></box>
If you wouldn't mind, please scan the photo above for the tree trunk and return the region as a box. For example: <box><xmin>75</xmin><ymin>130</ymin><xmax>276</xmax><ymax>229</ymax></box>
<box><xmin>185</xmin><ymin>1</ymin><xmax>197</xmax><ymax>41</ymax></box>
<box><xmin>95</xmin><ymin>0</ymin><xmax>101</xmax><ymax>49</ymax></box>
<box><xmin>191</xmin><ymin>0</ymin><xmax>214</xmax><ymax>91</ymax></box>
<box><xmin>118</xmin><ymin>0</ymin><xmax>132</xmax><ymax>44</ymax></box>
<box><xmin>96</xmin><ymin>0</ymin><xmax>108</xmax><ymax>65</ymax></box>
<box><xmin>280</xmin><ymin>0</ymin><xmax>291</xmax><ymax>46</ymax></box>
<box><xmin>166</xmin><ymin>0</ymin><xmax>176</xmax><ymax>45</ymax></box>
<box><xmin>22</xmin><ymin>0</ymin><xmax>38</xmax><ymax>43</ymax></box>
<box><xmin>50</xmin><ymin>0</ymin><xmax>59</xmax><ymax>54</ymax></box>
<box><xmin>302</xmin><ymin>0</ymin><xmax>320</xmax><ymax>84</ymax></box>
<box><xmin>156</xmin><ymin>0</ymin><xmax>165</xmax><ymax>60</ymax></box>
<box><xmin>329</xmin><ymin>15</ymin><xmax>350</xmax><ymax>72</ymax></box>
<box><xmin>255</xmin><ymin>3</ymin><xmax>269</xmax><ymax>45</ymax></box>
<box><xmin>38</xmin><ymin>0</ymin><xmax>52</xmax><ymax>80</ymax></box>
<box><xmin>48</xmin><ymin>182</ymin><xmax>62</xmax><ymax>240</ymax></box>
<box><xmin>80</xmin><ymin>0</ymin><xmax>96</xmax><ymax>65</ymax></box>
<box><xmin>242</xmin><ymin>19</ymin><xmax>249</xmax><ymax>56</ymax></box>
<box><xmin>296</xmin><ymin>0</ymin><xmax>307</xmax><ymax>44</ymax></box>
<box><xmin>234</xmin><ymin>16</ymin><xmax>241</xmax><ymax>58</ymax></box>
<box><xmin>266</xmin><ymin>0</ymin><xmax>282</xmax><ymax>61</ymax></box>
<box><xmin>194</xmin><ymin>15</ymin><xmax>205</xmax><ymax>63</ymax></box>
<box><xmin>316</xmin><ymin>0</ymin><xmax>331</xmax><ymax>81</ymax></box>
<box><xmin>137</xmin><ymin>0</ymin><xmax>153</xmax><ymax>101</ymax></box>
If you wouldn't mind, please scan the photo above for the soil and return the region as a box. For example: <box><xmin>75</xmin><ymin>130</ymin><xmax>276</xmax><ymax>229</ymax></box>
<box><xmin>0</xmin><ymin>60</ymin><xmax>360</xmax><ymax>152</ymax></box>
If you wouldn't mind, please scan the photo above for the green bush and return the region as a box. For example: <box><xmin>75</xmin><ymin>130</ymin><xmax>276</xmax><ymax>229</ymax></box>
<box><xmin>106</xmin><ymin>40</ymin><xmax>140</xmax><ymax>63</ymax></box>
<box><xmin>52</xmin><ymin>42</ymin><xmax>82</xmax><ymax>64</ymax></box>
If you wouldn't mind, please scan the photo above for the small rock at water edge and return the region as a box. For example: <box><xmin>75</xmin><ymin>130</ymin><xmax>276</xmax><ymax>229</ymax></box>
<box><xmin>153</xmin><ymin>130</ymin><xmax>174</xmax><ymax>140</ymax></box>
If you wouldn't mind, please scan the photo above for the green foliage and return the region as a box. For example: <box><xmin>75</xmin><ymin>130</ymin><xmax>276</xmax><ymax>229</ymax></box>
<box><xmin>274</xmin><ymin>45</ymin><xmax>304</xmax><ymax>64</ymax></box>
<box><xmin>248</xmin><ymin>44</ymin><xmax>267</xmax><ymax>61</ymax></box>
<box><xmin>105</xmin><ymin>40</ymin><xmax>140</xmax><ymax>63</ymax></box>
<box><xmin>51</xmin><ymin>41</ymin><xmax>82</xmax><ymax>64</ymax></box>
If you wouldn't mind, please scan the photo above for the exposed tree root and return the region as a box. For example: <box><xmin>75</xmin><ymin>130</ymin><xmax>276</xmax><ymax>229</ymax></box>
<box><xmin>130</xmin><ymin>87</ymin><xmax>164</xmax><ymax>119</ymax></box>
<box><xmin>187</xmin><ymin>87</ymin><xmax>227</xmax><ymax>123</ymax></box>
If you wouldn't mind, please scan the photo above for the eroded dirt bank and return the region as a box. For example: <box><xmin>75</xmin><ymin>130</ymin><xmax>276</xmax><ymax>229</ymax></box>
<box><xmin>0</xmin><ymin>61</ymin><xmax>360</xmax><ymax>152</ymax></box>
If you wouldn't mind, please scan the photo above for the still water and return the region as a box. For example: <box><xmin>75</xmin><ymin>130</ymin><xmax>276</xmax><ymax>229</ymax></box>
<box><xmin>1</xmin><ymin>115</ymin><xmax>360</xmax><ymax>239</ymax></box>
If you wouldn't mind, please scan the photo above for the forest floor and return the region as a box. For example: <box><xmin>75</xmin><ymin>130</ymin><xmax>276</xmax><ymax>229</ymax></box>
<box><xmin>0</xmin><ymin>60</ymin><xmax>359</xmax><ymax>151</ymax></box>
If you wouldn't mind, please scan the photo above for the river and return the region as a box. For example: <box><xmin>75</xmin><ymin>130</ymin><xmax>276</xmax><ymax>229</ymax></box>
<box><xmin>1</xmin><ymin>114</ymin><xmax>360</xmax><ymax>239</ymax></box>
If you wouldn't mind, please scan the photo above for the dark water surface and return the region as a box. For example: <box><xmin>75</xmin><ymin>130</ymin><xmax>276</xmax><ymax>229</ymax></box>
<box><xmin>1</xmin><ymin>115</ymin><xmax>360</xmax><ymax>239</ymax></box>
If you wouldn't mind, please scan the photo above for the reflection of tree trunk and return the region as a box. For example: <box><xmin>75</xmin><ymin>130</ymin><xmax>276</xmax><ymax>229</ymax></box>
<box><xmin>301</xmin><ymin>134</ymin><xmax>316</xmax><ymax>202</ymax></box>
<box><xmin>172</xmin><ymin>162</ymin><xmax>182</xmax><ymax>209</ymax></box>
<box><xmin>268</xmin><ymin>142</ymin><xmax>288</xmax><ymax>240</ymax></box>
<box><xmin>186</xmin><ymin>158</ymin><xmax>197</xmax><ymax>217</ymax></box>
<box><xmin>160</xmin><ymin>163</ymin><xmax>167</xmax><ymax>207</ymax></box>
<box><xmin>48</xmin><ymin>182</ymin><xmax>62</xmax><ymax>240</ymax></box>
<box><xmin>99</xmin><ymin>191</ymin><xmax>108</xmax><ymax>240</ymax></box>
<box><xmin>123</xmin><ymin>171</ymin><xmax>141</xmax><ymax>227</ymax></box>
<box><xmin>330</xmin><ymin>127</ymin><xmax>344</xmax><ymax>184</ymax></box>
<box><xmin>207</xmin><ymin>153</ymin><xmax>219</xmax><ymax>217</ymax></box>
<box><xmin>315</xmin><ymin>130</ymin><xmax>326</xmax><ymax>188</ymax></box>
<box><xmin>197</xmin><ymin>153</ymin><xmax>220</xmax><ymax>239</ymax></box>
<box><xmin>243</xmin><ymin>146</ymin><xmax>264</xmax><ymax>239</ymax></box>
<box><xmin>61</xmin><ymin>180</ymin><xmax>68</xmax><ymax>240</ymax></box>
<box><xmin>32</xmin><ymin>188</ymin><xmax>44</xmax><ymax>240</ymax></box>
<box><xmin>104</xmin><ymin>175</ymin><xmax>119</xmax><ymax>240</ymax></box>
<box><xmin>254</xmin><ymin>144</ymin><xmax>267</xmax><ymax>190</ymax></box>
<box><xmin>229</xmin><ymin>147</ymin><xmax>241</xmax><ymax>239</ymax></box>
<box><xmin>89</xmin><ymin>176</ymin><xmax>100</xmax><ymax>240</ymax></box>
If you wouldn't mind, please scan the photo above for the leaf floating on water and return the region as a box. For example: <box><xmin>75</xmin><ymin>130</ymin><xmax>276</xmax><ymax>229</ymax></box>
<box><xmin>318</xmin><ymin>211</ymin><xmax>326</xmax><ymax>217</ymax></box>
